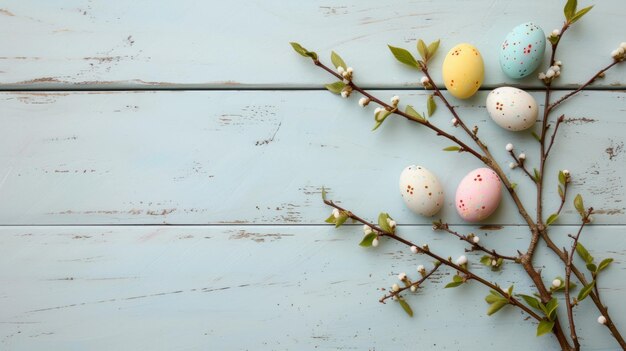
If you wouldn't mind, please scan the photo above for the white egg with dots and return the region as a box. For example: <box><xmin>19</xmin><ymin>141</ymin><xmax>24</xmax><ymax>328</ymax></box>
<box><xmin>399</xmin><ymin>165</ymin><xmax>444</xmax><ymax>216</ymax></box>
<box><xmin>486</xmin><ymin>87</ymin><xmax>538</xmax><ymax>131</ymax></box>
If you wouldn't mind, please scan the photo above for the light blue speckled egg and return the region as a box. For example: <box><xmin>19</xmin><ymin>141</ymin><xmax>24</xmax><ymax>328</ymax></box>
<box><xmin>499</xmin><ymin>22</ymin><xmax>546</xmax><ymax>79</ymax></box>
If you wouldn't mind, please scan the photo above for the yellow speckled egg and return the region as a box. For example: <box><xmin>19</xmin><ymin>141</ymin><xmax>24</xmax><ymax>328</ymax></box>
<box><xmin>442</xmin><ymin>43</ymin><xmax>484</xmax><ymax>99</ymax></box>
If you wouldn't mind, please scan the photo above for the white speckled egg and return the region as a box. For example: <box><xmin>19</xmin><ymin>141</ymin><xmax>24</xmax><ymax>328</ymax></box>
<box><xmin>455</xmin><ymin>168</ymin><xmax>501</xmax><ymax>222</ymax></box>
<box><xmin>486</xmin><ymin>87</ymin><xmax>538</xmax><ymax>131</ymax></box>
<box><xmin>500</xmin><ymin>22</ymin><xmax>546</xmax><ymax>79</ymax></box>
<box><xmin>399</xmin><ymin>165</ymin><xmax>444</xmax><ymax>216</ymax></box>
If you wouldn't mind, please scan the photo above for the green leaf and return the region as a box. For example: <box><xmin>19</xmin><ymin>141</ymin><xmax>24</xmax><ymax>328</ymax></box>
<box><xmin>289</xmin><ymin>42</ymin><xmax>318</xmax><ymax>60</ymax></box>
<box><xmin>485</xmin><ymin>291</ymin><xmax>502</xmax><ymax>304</ymax></box>
<box><xmin>577</xmin><ymin>281</ymin><xmax>595</xmax><ymax>301</ymax></box>
<box><xmin>586</xmin><ymin>263</ymin><xmax>597</xmax><ymax>273</ymax></box>
<box><xmin>325</xmin><ymin>81</ymin><xmax>346</xmax><ymax>94</ymax></box>
<box><xmin>480</xmin><ymin>255</ymin><xmax>492</xmax><ymax>266</ymax></box>
<box><xmin>443</xmin><ymin>146</ymin><xmax>461</xmax><ymax>152</ymax></box>
<box><xmin>335</xmin><ymin>213</ymin><xmax>348</xmax><ymax>228</ymax></box>
<box><xmin>558</xmin><ymin>171</ymin><xmax>566</xmax><ymax>186</ymax></box>
<box><xmin>598</xmin><ymin>258</ymin><xmax>614</xmax><ymax>272</ymax></box>
<box><xmin>405</xmin><ymin>105</ymin><xmax>425</xmax><ymax>122</ymax></box>
<box><xmin>452</xmin><ymin>275</ymin><xmax>463</xmax><ymax>283</ymax></box>
<box><xmin>321</xmin><ymin>187</ymin><xmax>328</xmax><ymax>201</ymax></box>
<box><xmin>375</xmin><ymin>109</ymin><xmax>391</xmax><ymax>122</ymax></box>
<box><xmin>427</xmin><ymin>39</ymin><xmax>440</xmax><ymax>59</ymax></box>
<box><xmin>511</xmin><ymin>183</ymin><xmax>518</xmax><ymax>190</ymax></box>
<box><xmin>359</xmin><ymin>233</ymin><xmax>378</xmax><ymax>247</ymax></box>
<box><xmin>570</xmin><ymin>5</ymin><xmax>592</xmax><ymax>23</ymax></box>
<box><xmin>330</xmin><ymin>51</ymin><xmax>347</xmax><ymax>70</ymax></box>
<box><xmin>546</xmin><ymin>213</ymin><xmax>559</xmax><ymax>226</ymax></box>
<box><xmin>427</xmin><ymin>94</ymin><xmax>437</xmax><ymax>117</ymax></box>
<box><xmin>545</xmin><ymin>298</ymin><xmax>559</xmax><ymax>320</ymax></box>
<box><xmin>378</xmin><ymin>213</ymin><xmax>392</xmax><ymax>232</ymax></box>
<box><xmin>388</xmin><ymin>45</ymin><xmax>419</xmax><ymax>69</ymax></box>
<box><xmin>444</xmin><ymin>281</ymin><xmax>463</xmax><ymax>288</ymax></box>
<box><xmin>531</xmin><ymin>130</ymin><xmax>542</xmax><ymax>142</ymax></box>
<box><xmin>576</xmin><ymin>242</ymin><xmax>594</xmax><ymax>264</ymax></box>
<box><xmin>574</xmin><ymin>194</ymin><xmax>585</xmax><ymax>217</ymax></box>
<box><xmin>558</xmin><ymin>185</ymin><xmax>565</xmax><ymax>200</ymax></box>
<box><xmin>537</xmin><ymin>320</ymin><xmax>555</xmax><ymax>336</ymax></box>
<box><xmin>487</xmin><ymin>300</ymin><xmax>508</xmax><ymax>316</ymax></box>
<box><xmin>533</xmin><ymin>168</ymin><xmax>541</xmax><ymax>182</ymax></box>
<box><xmin>564</xmin><ymin>0</ymin><xmax>577</xmax><ymax>21</ymax></box>
<box><xmin>324</xmin><ymin>214</ymin><xmax>336</xmax><ymax>224</ymax></box>
<box><xmin>417</xmin><ymin>39</ymin><xmax>428</xmax><ymax>61</ymax></box>
<box><xmin>519</xmin><ymin>294</ymin><xmax>542</xmax><ymax>310</ymax></box>
<box><xmin>398</xmin><ymin>298</ymin><xmax>414</xmax><ymax>317</ymax></box>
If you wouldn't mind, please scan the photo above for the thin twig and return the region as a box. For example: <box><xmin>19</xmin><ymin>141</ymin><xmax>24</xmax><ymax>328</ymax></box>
<box><xmin>380</xmin><ymin>264</ymin><xmax>441</xmax><ymax>303</ymax></box>
<box><xmin>433</xmin><ymin>222</ymin><xmax>519</xmax><ymax>262</ymax></box>
<box><xmin>508</xmin><ymin>150</ymin><xmax>535</xmax><ymax>182</ymax></box>
<box><xmin>545</xmin><ymin>115</ymin><xmax>565</xmax><ymax>160</ymax></box>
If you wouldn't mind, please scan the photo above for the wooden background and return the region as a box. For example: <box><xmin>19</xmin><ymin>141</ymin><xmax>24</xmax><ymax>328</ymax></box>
<box><xmin>1</xmin><ymin>1</ymin><xmax>624</xmax><ymax>349</ymax></box>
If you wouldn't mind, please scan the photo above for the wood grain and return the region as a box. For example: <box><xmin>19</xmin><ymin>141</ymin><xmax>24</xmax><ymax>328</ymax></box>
<box><xmin>0</xmin><ymin>0</ymin><xmax>624</xmax><ymax>89</ymax></box>
<box><xmin>0</xmin><ymin>225</ymin><xmax>624</xmax><ymax>350</ymax></box>
<box><xmin>0</xmin><ymin>90</ymin><xmax>623</xmax><ymax>225</ymax></box>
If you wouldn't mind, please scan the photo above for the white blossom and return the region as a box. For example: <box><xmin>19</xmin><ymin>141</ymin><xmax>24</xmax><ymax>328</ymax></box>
<box><xmin>420</xmin><ymin>76</ymin><xmax>429</xmax><ymax>84</ymax></box>
<box><xmin>337</xmin><ymin>66</ymin><xmax>345</xmax><ymax>74</ymax></box>
<box><xmin>588</xmin><ymin>216</ymin><xmax>594</xmax><ymax>223</ymax></box>
<box><xmin>563</xmin><ymin>169</ymin><xmax>570</xmax><ymax>176</ymax></box>
<box><xmin>621</xmin><ymin>42</ymin><xmax>626</xmax><ymax>50</ymax></box>
<box><xmin>552</xmin><ymin>279</ymin><xmax>562</xmax><ymax>288</ymax></box>
<box><xmin>390</xmin><ymin>95</ymin><xmax>400</xmax><ymax>105</ymax></box>
<box><xmin>611</xmin><ymin>50</ymin><xmax>620</xmax><ymax>59</ymax></box>
<box><xmin>551</xmin><ymin>65</ymin><xmax>560</xmax><ymax>72</ymax></box>
<box><xmin>372</xmin><ymin>238</ymin><xmax>379</xmax><ymax>247</ymax></box>
<box><xmin>552</xmin><ymin>29</ymin><xmax>561</xmax><ymax>36</ymax></box>
<box><xmin>410</xmin><ymin>285</ymin><xmax>417</xmax><ymax>292</ymax></box>
<box><xmin>363</xmin><ymin>225</ymin><xmax>372</xmax><ymax>235</ymax></box>
<box><xmin>332</xmin><ymin>208</ymin><xmax>340</xmax><ymax>218</ymax></box>
<box><xmin>618</xmin><ymin>47</ymin><xmax>625</xmax><ymax>55</ymax></box>
<box><xmin>417</xmin><ymin>265</ymin><xmax>425</xmax><ymax>273</ymax></box>
<box><xmin>358</xmin><ymin>97</ymin><xmax>370</xmax><ymax>107</ymax></box>
<box><xmin>388</xmin><ymin>219</ymin><xmax>397</xmax><ymax>228</ymax></box>
<box><xmin>555</xmin><ymin>60</ymin><xmax>562</xmax><ymax>66</ymax></box>
<box><xmin>538</xmin><ymin>72</ymin><xmax>546</xmax><ymax>80</ymax></box>
<box><xmin>509</xmin><ymin>162</ymin><xmax>517</xmax><ymax>169</ymax></box>
<box><xmin>598</xmin><ymin>315</ymin><xmax>607</xmax><ymax>325</ymax></box>
<box><xmin>410</xmin><ymin>245</ymin><xmax>418</xmax><ymax>254</ymax></box>
<box><xmin>398</xmin><ymin>272</ymin><xmax>407</xmax><ymax>281</ymax></box>
<box><xmin>341</xmin><ymin>90</ymin><xmax>349</xmax><ymax>98</ymax></box>
<box><xmin>456</xmin><ymin>255</ymin><xmax>468</xmax><ymax>266</ymax></box>
<box><xmin>472</xmin><ymin>236</ymin><xmax>480</xmax><ymax>244</ymax></box>
<box><xmin>392</xmin><ymin>283</ymin><xmax>400</xmax><ymax>292</ymax></box>
<box><xmin>346</xmin><ymin>67</ymin><xmax>354</xmax><ymax>74</ymax></box>
<box><xmin>506</xmin><ymin>143</ymin><xmax>514</xmax><ymax>152</ymax></box>
<box><xmin>491</xmin><ymin>259</ymin><xmax>498</xmax><ymax>266</ymax></box>
<box><xmin>546</xmin><ymin>69</ymin><xmax>555</xmax><ymax>78</ymax></box>
<box><xmin>519</xmin><ymin>153</ymin><xmax>526</xmax><ymax>160</ymax></box>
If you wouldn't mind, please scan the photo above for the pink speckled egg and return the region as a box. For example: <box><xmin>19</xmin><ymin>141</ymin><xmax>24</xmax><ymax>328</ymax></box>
<box><xmin>455</xmin><ymin>168</ymin><xmax>502</xmax><ymax>222</ymax></box>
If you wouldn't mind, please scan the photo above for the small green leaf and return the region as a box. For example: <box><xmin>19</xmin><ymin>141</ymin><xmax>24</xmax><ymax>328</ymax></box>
<box><xmin>598</xmin><ymin>258</ymin><xmax>614</xmax><ymax>272</ymax></box>
<box><xmin>545</xmin><ymin>298</ymin><xmax>559</xmax><ymax>320</ymax></box>
<box><xmin>576</xmin><ymin>242</ymin><xmax>594</xmax><ymax>264</ymax></box>
<box><xmin>586</xmin><ymin>263</ymin><xmax>597</xmax><ymax>273</ymax></box>
<box><xmin>443</xmin><ymin>146</ymin><xmax>461</xmax><ymax>152</ymax></box>
<box><xmin>405</xmin><ymin>105</ymin><xmax>425</xmax><ymax>122</ymax></box>
<box><xmin>537</xmin><ymin>320</ymin><xmax>555</xmax><ymax>336</ymax></box>
<box><xmin>335</xmin><ymin>213</ymin><xmax>348</xmax><ymax>228</ymax></box>
<box><xmin>398</xmin><ymin>298</ymin><xmax>414</xmax><ymax>317</ymax></box>
<box><xmin>375</xmin><ymin>109</ymin><xmax>391</xmax><ymax>122</ymax></box>
<box><xmin>531</xmin><ymin>130</ymin><xmax>542</xmax><ymax>142</ymax></box>
<box><xmin>511</xmin><ymin>183</ymin><xmax>517</xmax><ymax>190</ymax></box>
<box><xmin>427</xmin><ymin>39</ymin><xmax>440</xmax><ymax>59</ymax></box>
<box><xmin>546</xmin><ymin>213</ymin><xmax>559</xmax><ymax>226</ymax></box>
<box><xmin>519</xmin><ymin>294</ymin><xmax>541</xmax><ymax>310</ymax></box>
<box><xmin>378</xmin><ymin>213</ymin><xmax>392</xmax><ymax>232</ymax></box>
<box><xmin>480</xmin><ymin>255</ymin><xmax>492</xmax><ymax>266</ymax></box>
<box><xmin>321</xmin><ymin>187</ymin><xmax>328</xmax><ymax>201</ymax></box>
<box><xmin>574</xmin><ymin>194</ymin><xmax>585</xmax><ymax>217</ymax></box>
<box><xmin>359</xmin><ymin>233</ymin><xmax>378</xmax><ymax>247</ymax></box>
<box><xmin>289</xmin><ymin>42</ymin><xmax>318</xmax><ymax>60</ymax></box>
<box><xmin>427</xmin><ymin>94</ymin><xmax>437</xmax><ymax>117</ymax></box>
<box><xmin>325</xmin><ymin>81</ymin><xmax>346</xmax><ymax>94</ymax></box>
<box><xmin>388</xmin><ymin>45</ymin><xmax>419</xmax><ymax>68</ymax></box>
<box><xmin>564</xmin><ymin>0</ymin><xmax>577</xmax><ymax>21</ymax></box>
<box><xmin>558</xmin><ymin>171</ymin><xmax>566</xmax><ymax>186</ymax></box>
<box><xmin>444</xmin><ymin>281</ymin><xmax>463</xmax><ymax>288</ymax></box>
<box><xmin>330</xmin><ymin>51</ymin><xmax>347</xmax><ymax>70</ymax></box>
<box><xmin>570</xmin><ymin>5</ymin><xmax>592</xmax><ymax>23</ymax></box>
<box><xmin>533</xmin><ymin>168</ymin><xmax>541</xmax><ymax>182</ymax></box>
<box><xmin>485</xmin><ymin>291</ymin><xmax>502</xmax><ymax>304</ymax></box>
<box><xmin>324</xmin><ymin>214</ymin><xmax>336</xmax><ymax>224</ymax></box>
<box><xmin>487</xmin><ymin>300</ymin><xmax>508</xmax><ymax>316</ymax></box>
<box><xmin>417</xmin><ymin>39</ymin><xmax>428</xmax><ymax>61</ymax></box>
<box><xmin>558</xmin><ymin>185</ymin><xmax>565</xmax><ymax>200</ymax></box>
<box><xmin>577</xmin><ymin>281</ymin><xmax>595</xmax><ymax>301</ymax></box>
<box><xmin>452</xmin><ymin>275</ymin><xmax>463</xmax><ymax>283</ymax></box>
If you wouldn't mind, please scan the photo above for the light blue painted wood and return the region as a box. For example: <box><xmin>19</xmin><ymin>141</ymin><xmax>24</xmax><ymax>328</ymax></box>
<box><xmin>0</xmin><ymin>90</ymin><xmax>623</xmax><ymax>225</ymax></box>
<box><xmin>0</xmin><ymin>0</ymin><xmax>624</xmax><ymax>89</ymax></box>
<box><xmin>0</xmin><ymin>225</ymin><xmax>624</xmax><ymax>350</ymax></box>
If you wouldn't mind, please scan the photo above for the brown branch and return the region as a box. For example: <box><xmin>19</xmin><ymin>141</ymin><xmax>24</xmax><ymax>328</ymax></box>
<box><xmin>380</xmin><ymin>264</ymin><xmax>441</xmax><ymax>303</ymax></box>
<box><xmin>545</xmin><ymin>115</ymin><xmax>565</xmax><ymax>160</ymax></box>
<box><xmin>556</xmin><ymin>181</ymin><xmax>569</xmax><ymax>216</ymax></box>
<box><xmin>433</xmin><ymin>222</ymin><xmax>519</xmax><ymax>262</ymax></box>
<box><xmin>508</xmin><ymin>150</ymin><xmax>535</xmax><ymax>183</ymax></box>
<box><xmin>323</xmin><ymin>199</ymin><xmax>543</xmax><ymax>321</ymax></box>
<box><xmin>564</xmin><ymin>208</ymin><xmax>592</xmax><ymax>351</ymax></box>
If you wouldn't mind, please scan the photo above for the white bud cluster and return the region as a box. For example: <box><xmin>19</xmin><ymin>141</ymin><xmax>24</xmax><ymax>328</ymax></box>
<box><xmin>390</xmin><ymin>95</ymin><xmax>400</xmax><ymax>106</ymax></box>
<box><xmin>610</xmin><ymin>43</ymin><xmax>626</xmax><ymax>61</ymax></box>
<box><xmin>538</xmin><ymin>60</ymin><xmax>563</xmax><ymax>83</ymax></box>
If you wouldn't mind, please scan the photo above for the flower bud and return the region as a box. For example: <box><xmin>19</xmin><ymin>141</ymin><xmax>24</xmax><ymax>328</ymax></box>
<box><xmin>456</xmin><ymin>255</ymin><xmax>468</xmax><ymax>266</ymax></box>
<box><xmin>346</xmin><ymin>67</ymin><xmax>353</xmax><ymax>74</ymax></box>
<box><xmin>518</xmin><ymin>153</ymin><xmax>526</xmax><ymax>160</ymax></box>
<box><xmin>451</xmin><ymin>118</ymin><xmax>459</xmax><ymax>126</ymax></box>
<box><xmin>509</xmin><ymin>162</ymin><xmax>517</xmax><ymax>169</ymax></box>
<box><xmin>372</xmin><ymin>238</ymin><xmax>379</xmax><ymax>247</ymax></box>
<box><xmin>552</xmin><ymin>279</ymin><xmax>562</xmax><ymax>288</ymax></box>
<box><xmin>341</xmin><ymin>90</ymin><xmax>349</xmax><ymax>98</ymax></box>
<box><xmin>392</xmin><ymin>283</ymin><xmax>400</xmax><ymax>292</ymax></box>
<box><xmin>358</xmin><ymin>97</ymin><xmax>370</xmax><ymax>107</ymax></box>
<box><xmin>598</xmin><ymin>315</ymin><xmax>607</xmax><ymax>325</ymax></box>
<box><xmin>410</xmin><ymin>245</ymin><xmax>418</xmax><ymax>254</ymax></box>
<box><xmin>472</xmin><ymin>236</ymin><xmax>480</xmax><ymax>244</ymax></box>
<box><xmin>417</xmin><ymin>265</ymin><xmax>425</xmax><ymax>273</ymax></box>
<box><xmin>410</xmin><ymin>285</ymin><xmax>417</xmax><ymax>292</ymax></box>
<box><xmin>390</xmin><ymin>95</ymin><xmax>400</xmax><ymax>105</ymax></box>
<box><xmin>552</xmin><ymin>29</ymin><xmax>561</xmax><ymax>36</ymax></box>
<box><xmin>332</xmin><ymin>208</ymin><xmax>340</xmax><ymax>218</ymax></box>
<box><xmin>545</xmin><ymin>69</ymin><xmax>555</xmax><ymax>78</ymax></box>
<box><xmin>363</xmin><ymin>225</ymin><xmax>372</xmax><ymax>235</ymax></box>
<box><xmin>398</xmin><ymin>272</ymin><xmax>407</xmax><ymax>281</ymax></box>
<box><xmin>337</xmin><ymin>66</ymin><xmax>345</xmax><ymax>74</ymax></box>
<box><xmin>506</xmin><ymin>143</ymin><xmax>514</xmax><ymax>152</ymax></box>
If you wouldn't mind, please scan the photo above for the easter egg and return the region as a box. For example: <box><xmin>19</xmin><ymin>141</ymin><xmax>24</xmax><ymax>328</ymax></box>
<box><xmin>442</xmin><ymin>43</ymin><xmax>484</xmax><ymax>99</ymax></box>
<box><xmin>486</xmin><ymin>87</ymin><xmax>538</xmax><ymax>131</ymax></box>
<box><xmin>500</xmin><ymin>22</ymin><xmax>546</xmax><ymax>79</ymax></box>
<box><xmin>455</xmin><ymin>168</ymin><xmax>501</xmax><ymax>222</ymax></box>
<box><xmin>399</xmin><ymin>165</ymin><xmax>444</xmax><ymax>216</ymax></box>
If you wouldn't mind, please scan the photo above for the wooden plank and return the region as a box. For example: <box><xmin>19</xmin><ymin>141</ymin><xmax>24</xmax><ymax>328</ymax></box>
<box><xmin>0</xmin><ymin>90</ymin><xmax>623</xmax><ymax>225</ymax></box>
<box><xmin>0</xmin><ymin>0</ymin><xmax>624</xmax><ymax>89</ymax></box>
<box><xmin>0</xmin><ymin>225</ymin><xmax>624</xmax><ymax>350</ymax></box>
